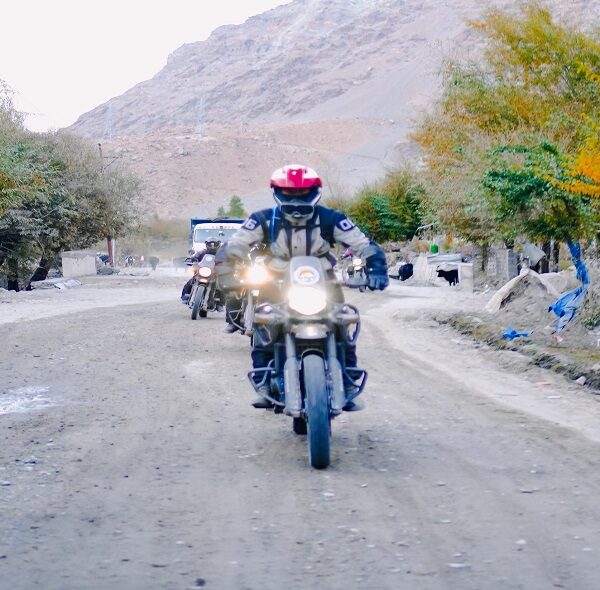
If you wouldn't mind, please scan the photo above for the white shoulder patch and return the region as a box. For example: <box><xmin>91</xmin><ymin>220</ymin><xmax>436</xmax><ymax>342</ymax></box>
<box><xmin>336</xmin><ymin>218</ymin><xmax>356</xmax><ymax>232</ymax></box>
<box><xmin>242</xmin><ymin>218</ymin><xmax>259</xmax><ymax>231</ymax></box>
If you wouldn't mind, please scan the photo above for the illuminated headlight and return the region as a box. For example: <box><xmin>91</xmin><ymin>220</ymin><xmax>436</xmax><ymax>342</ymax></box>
<box><xmin>288</xmin><ymin>286</ymin><xmax>327</xmax><ymax>315</ymax></box>
<box><xmin>245</xmin><ymin>264</ymin><xmax>270</xmax><ymax>284</ymax></box>
<box><xmin>198</xmin><ymin>267</ymin><xmax>212</xmax><ymax>278</ymax></box>
<box><xmin>352</xmin><ymin>257</ymin><xmax>362</xmax><ymax>266</ymax></box>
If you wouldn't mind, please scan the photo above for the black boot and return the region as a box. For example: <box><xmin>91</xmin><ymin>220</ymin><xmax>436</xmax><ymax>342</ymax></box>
<box><xmin>343</xmin><ymin>380</ymin><xmax>365</xmax><ymax>411</ymax></box>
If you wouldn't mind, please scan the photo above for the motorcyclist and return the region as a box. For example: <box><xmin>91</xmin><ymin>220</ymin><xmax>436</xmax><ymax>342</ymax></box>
<box><xmin>217</xmin><ymin>164</ymin><xmax>389</xmax><ymax>408</ymax></box>
<box><xmin>180</xmin><ymin>237</ymin><xmax>222</xmax><ymax>303</ymax></box>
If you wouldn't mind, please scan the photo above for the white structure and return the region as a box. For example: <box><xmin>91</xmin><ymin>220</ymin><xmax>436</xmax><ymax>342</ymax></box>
<box><xmin>61</xmin><ymin>250</ymin><xmax>97</xmax><ymax>278</ymax></box>
<box><xmin>411</xmin><ymin>253</ymin><xmax>474</xmax><ymax>292</ymax></box>
<box><xmin>457</xmin><ymin>262</ymin><xmax>474</xmax><ymax>293</ymax></box>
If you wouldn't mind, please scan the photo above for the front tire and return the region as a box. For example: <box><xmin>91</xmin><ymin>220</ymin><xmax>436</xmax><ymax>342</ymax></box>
<box><xmin>303</xmin><ymin>354</ymin><xmax>330</xmax><ymax>469</ymax></box>
<box><xmin>191</xmin><ymin>286</ymin><xmax>206</xmax><ymax>320</ymax></box>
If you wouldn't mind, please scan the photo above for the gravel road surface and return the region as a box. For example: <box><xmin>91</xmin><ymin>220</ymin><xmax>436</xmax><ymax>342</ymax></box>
<box><xmin>1</xmin><ymin>275</ymin><xmax>600</xmax><ymax>589</ymax></box>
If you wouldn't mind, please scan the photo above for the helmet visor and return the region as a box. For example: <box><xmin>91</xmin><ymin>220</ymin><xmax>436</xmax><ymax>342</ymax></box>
<box><xmin>275</xmin><ymin>186</ymin><xmax>319</xmax><ymax>203</ymax></box>
<box><xmin>205</xmin><ymin>239</ymin><xmax>220</xmax><ymax>250</ymax></box>
<box><xmin>273</xmin><ymin>186</ymin><xmax>321</xmax><ymax>218</ymax></box>
<box><xmin>280</xmin><ymin>203</ymin><xmax>315</xmax><ymax>218</ymax></box>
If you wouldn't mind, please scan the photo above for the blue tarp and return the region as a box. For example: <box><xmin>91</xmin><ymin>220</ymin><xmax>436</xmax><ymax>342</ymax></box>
<box><xmin>503</xmin><ymin>327</ymin><xmax>530</xmax><ymax>340</ymax></box>
<box><xmin>548</xmin><ymin>241</ymin><xmax>589</xmax><ymax>333</ymax></box>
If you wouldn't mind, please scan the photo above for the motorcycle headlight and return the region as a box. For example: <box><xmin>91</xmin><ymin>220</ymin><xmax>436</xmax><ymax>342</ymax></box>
<box><xmin>198</xmin><ymin>267</ymin><xmax>212</xmax><ymax>278</ymax></box>
<box><xmin>352</xmin><ymin>257</ymin><xmax>362</xmax><ymax>266</ymax></box>
<box><xmin>245</xmin><ymin>264</ymin><xmax>270</xmax><ymax>285</ymax></box>
<box><xmin>288</xmin><ymin>286</ymin><xmax>327</xmax><ymax>315</ymax></box>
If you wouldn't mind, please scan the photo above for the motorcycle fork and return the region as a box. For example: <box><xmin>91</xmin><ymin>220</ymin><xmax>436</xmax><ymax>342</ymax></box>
<box><xmin>283</xmin><ymin>333</ymin><xmax>302</xmax><ymax>417</ymax></box>
<box><xmin>188</xmin><ymin>283</ymin><xmax>198</xmax><ymax>308</ymax></box>
<box><xmin>206</xmin><ymin>282</ymin><xmax>215</xmax><ymax>308</ymax></box>
<box><xmin>244</xmin><ymin>291</ymin><xmax>255</xmax><ymax>333</ymax></box>
<box><xmin>327</xmin><ymin>333</ymin><xmax>346</xmax><ymax>414</ymax></box>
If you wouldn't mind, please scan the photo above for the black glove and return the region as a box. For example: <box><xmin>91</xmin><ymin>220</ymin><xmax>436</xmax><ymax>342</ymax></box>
<box><xmin>364</xmin><ymin>243</ymin><xmax>389</xmax><ymax>291</ymax></box>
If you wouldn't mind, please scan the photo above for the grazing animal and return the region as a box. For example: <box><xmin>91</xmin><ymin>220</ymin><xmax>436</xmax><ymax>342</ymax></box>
<box><xmin>398</xmin><ymin>263</ymin><xmax>413</xmax><ymax>281</ymax></box>
<box><xmin>437</xmin><ymin>268</ymin><xmax>459</xmax><ymax>286</ymax></box>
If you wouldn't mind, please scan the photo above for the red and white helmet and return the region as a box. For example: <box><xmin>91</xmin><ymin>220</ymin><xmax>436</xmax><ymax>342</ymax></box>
<box><xmin>270</xmin><ymin>164</ymin><xmax>322</xmax><ymax>219</ymax></box>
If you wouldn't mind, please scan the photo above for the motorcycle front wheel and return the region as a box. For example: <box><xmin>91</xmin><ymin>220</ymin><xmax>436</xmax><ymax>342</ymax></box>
<box><xmin>191</xmin><ymin>285</ymin><xmax>206</xmax><ymax>320</ymax></box>
<box><xmin>303</xmin><ymin>354</ymin><xmax>330</xmax><ymax>469</ymax></box>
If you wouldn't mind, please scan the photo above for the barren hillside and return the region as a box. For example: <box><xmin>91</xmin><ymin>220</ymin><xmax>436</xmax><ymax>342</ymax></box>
<box><xmin>67</xmin><ymin>0</ymin><xmax>600</xmax><ymax>217</ymax></box>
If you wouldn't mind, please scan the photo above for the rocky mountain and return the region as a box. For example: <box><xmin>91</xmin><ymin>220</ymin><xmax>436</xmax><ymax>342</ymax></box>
<box><xmin>68</xmin><ymin>0</ymin><xmax>600</xmax><ymax>217</ymax></box>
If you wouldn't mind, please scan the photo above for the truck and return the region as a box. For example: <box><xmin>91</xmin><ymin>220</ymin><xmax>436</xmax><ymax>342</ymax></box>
<box><xmin>189</xmin><ymin>218</ymin><xmax>245</xmax><ymax>254</ymax></box>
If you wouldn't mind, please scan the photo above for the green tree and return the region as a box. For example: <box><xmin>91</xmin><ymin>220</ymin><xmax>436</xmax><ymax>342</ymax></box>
<box><xmin>330</xmin><ymin>168</ymin><xmax>425</xmax><ymax>242</ymax></box>
<box><xmin>413</xmin><ymin>1</ymin><xmax>600</xmax><ymax>242</ymax></box>
<box><xmin>0</xmin><ymin>80</ymin><xmax>26</xmax><ymax>216</ymax></box>
<box><xmin>483</xmin><ymin>142</ymin><xmax>596</xmax><ymax>243</ymax></box>
<box><xmin>0</xmin><ymin>84</ymin><xmax>141</xmax><ymax>289</ymax></box>
<box><xmin>217</xmin><ymin>195</ymin><xmax>247</xmax><ymax>218</ymax></box>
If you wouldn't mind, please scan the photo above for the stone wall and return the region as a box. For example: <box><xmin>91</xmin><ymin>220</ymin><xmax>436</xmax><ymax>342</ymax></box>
<box><xmin>485</xmin><ymin>247</ymin><xmax>519</xmax><ymax>282</ymax></box>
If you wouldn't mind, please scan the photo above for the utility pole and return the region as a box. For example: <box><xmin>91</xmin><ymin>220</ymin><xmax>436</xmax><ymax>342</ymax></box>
<box><xmin>98</xmin><ymin>142</ymin><xmax>115</xmax><ymax>266</ymax></box>
<box><xmin>98</xmin><ymin>142</ymin><xmax>104</xmax><ymax>173</ymax></box>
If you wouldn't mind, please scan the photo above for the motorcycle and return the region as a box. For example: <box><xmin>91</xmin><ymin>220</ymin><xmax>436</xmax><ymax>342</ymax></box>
<box><xmin>341</xmin><ymin>252</ymin><xmax>368</xmax><ymax>293</ymax></box>
<box><xmin>186</xmin><ymin>254</ymin><xmax>219</xmax><ymax>320</ymax></box>
<box><xmin>232</xmin><ymin>255</ymin><xmax>271</xmax><ymax>336</ymax></box>
<box><xmin>248</xmin><ymin>256</ymin><xmax>367</xmax><ymax>469</ymax></box>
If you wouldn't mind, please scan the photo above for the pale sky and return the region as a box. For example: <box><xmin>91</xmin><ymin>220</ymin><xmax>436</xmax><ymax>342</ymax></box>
<box><xmin>0</xmin><ymin>0</ymin><xmax>290</xmax><ymax>131</ymax></box>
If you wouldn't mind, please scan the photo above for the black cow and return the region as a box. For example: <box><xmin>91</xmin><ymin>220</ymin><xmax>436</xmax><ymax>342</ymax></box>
<box><xmin>437</xmin><ymin>268</ymin><xmax>459</xmax><ymax>286</ymax></box>
<box><xmin>398</xmin><ymin>263</ymin><xmax>413</xmax><ymax>281</ymax></box>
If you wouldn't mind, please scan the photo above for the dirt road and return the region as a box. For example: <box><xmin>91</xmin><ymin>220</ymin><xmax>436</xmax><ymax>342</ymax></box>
<box><xmin>2</xmin><ymin>275</ymin><xmax>600</xmax><ymax>589</ymax></box>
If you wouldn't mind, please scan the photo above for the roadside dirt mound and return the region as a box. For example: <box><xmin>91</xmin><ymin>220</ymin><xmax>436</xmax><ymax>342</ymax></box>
<box><xmin>484</xmin><ymin>270</ymin><xmax>595</xmax><ymax>349</ymax></box>
<box><xmin>498</xmin><ymin>273</ymin><xmax>555</xmax><ymax>314</ymax></box>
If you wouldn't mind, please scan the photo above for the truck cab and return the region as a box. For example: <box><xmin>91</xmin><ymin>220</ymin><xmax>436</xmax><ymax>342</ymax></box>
<box><xmin>190</xmin><ymin>218</ymin><xmax>245</xmax><ymax>255</ymax></box>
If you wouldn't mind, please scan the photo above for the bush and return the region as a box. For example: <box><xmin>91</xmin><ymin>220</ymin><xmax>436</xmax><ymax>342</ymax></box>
<box><xmin>327</xmin><ymin>169</ymin><xmax>425</xmax><ymax>242</ymax></box>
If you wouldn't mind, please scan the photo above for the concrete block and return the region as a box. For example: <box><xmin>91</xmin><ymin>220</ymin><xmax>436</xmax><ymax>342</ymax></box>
<box><xmin>458</xmin><ymin>262</ymin><xmax>474</xmax><ymax>292</ymax></box>
<box><xmin>61</xmin><ymin>250</ymin><xmax>97</xmax><ymax>278</ymax></box>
